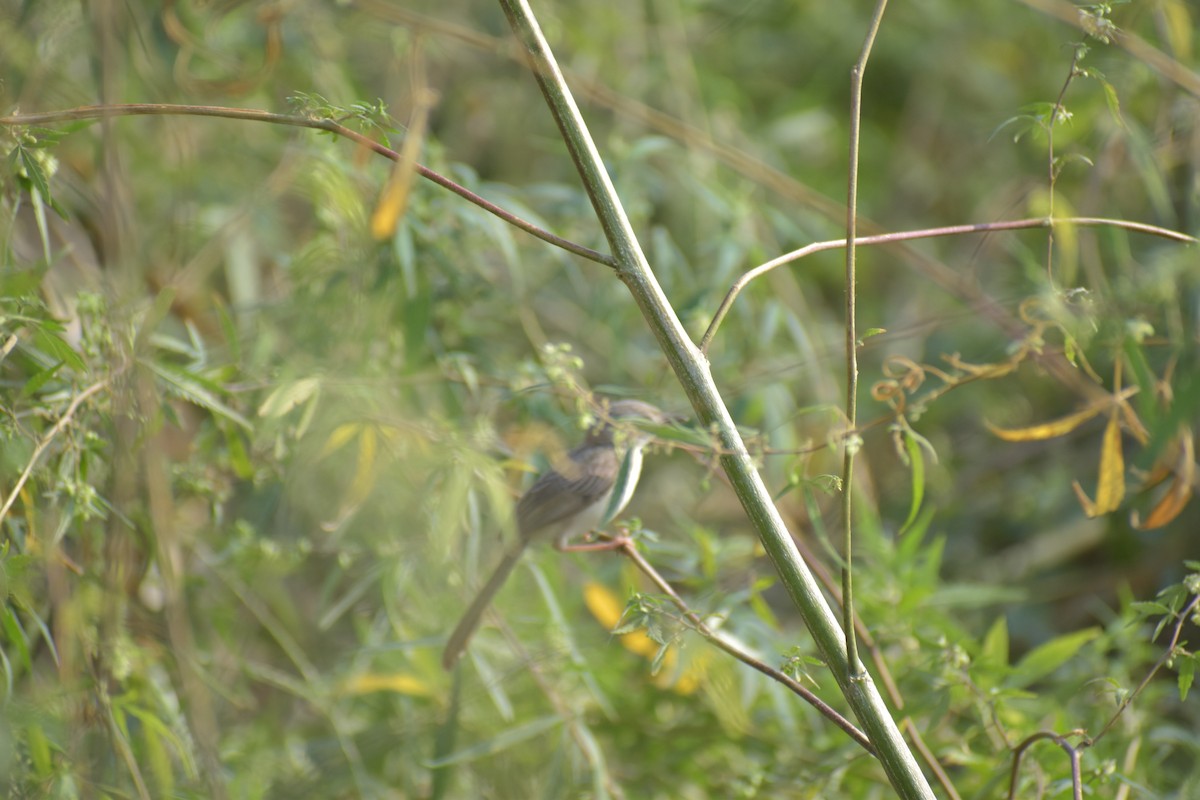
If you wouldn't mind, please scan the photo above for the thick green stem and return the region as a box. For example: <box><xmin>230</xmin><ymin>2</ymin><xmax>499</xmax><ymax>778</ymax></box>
<box><xmin>496</xmin><ymin>1</ymin><xmax>936</xmax><ymax>797</ymax></box>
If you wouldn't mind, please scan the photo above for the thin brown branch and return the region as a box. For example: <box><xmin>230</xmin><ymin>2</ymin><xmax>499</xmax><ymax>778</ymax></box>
<box><xmin>1008</xmin><ymin>730</ymin><xmax>1085</xmax><ymax>800</ymax></box>
<box><xmin>1092</xmin><ymin>593</ymin><xmax>1200</xmax><ymax>744</ymax></box>
<box><xmin>700</xmin><ymin>217</ymin><xmax>1196</xmax><ymax>352</ymax></box>
<box><xmin>0</xmin><ymin>379</ymin><xmax>109</xmax><ymax>529</ymax></box>
<box><xmin>0</xmin><ymin>104</ymin><xmax>615</xmax><ymax>268</ymax></box>
<box><xmin>614</xmin><ymin>537</ymin><xmax>876</xmax><ymax>755</ymax></box>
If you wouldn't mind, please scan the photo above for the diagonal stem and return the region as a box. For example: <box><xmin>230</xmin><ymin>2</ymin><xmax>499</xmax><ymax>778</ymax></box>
<box><xmin>495</xmin><ymin>1</ymin><xmax>935</xmax><ymax>797</ymax></box>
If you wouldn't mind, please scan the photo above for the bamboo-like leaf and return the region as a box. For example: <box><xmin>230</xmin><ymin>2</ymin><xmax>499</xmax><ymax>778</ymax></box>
<box><xmin>125</xmin><ymin>701</ymin><xmax>199</xmax><ymax>781</ymax></box>
<box><xmin>257</xmin><ymin>378</ymin><xmax>321</xmax><ymax>419</ymax></box>
<box><xmin>25</xmin><ymin>723</ymin><xmax>52</xmax><ymax>777</ymax></box>
<box><xmin>20</xmin><ymin>361</ymin><xmax>64</xmax><ymax>397</ymax></box>
<box><xmin>139</xmin><ymin>714</ymin><xmax>175</xmax><ymax>796</ymax></box>
<box><xmin>1</xmin><ymin>606</ymin><xmax>31</xmax><ymax>674</ymax></box>
<box><xmin>32</xmin><ymin>328</ymin><xmax>86</xmax><ymax>373</ymax></box>
<box><xmin>426</xmin><ymin>714</ymin><xmax>564</xmax><ymax>767</ymax></box>
<box><xmin>900</xmin><ymin>428</ymin><xmax>927</xmax><ymax>535</ymax></box>
<box><xmin>142</xmin><ymin>360</ymin><xmax>251</xmax><ymax>430</ymax></box>
<box><xmin>980</xmin><ymin>615</ymin><xmax>1009</xmax><ymax>671</ymax></box>
<box><xmin>1009</xmin><ymin>628</ymin><xmax>1101</xmax><ymax>688</ymax></box>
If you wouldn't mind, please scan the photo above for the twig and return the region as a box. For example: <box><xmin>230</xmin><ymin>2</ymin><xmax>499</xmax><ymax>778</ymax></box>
<box><xmin>0</xmin><ymin>379</ymin><xmax>109</xmax><ymax>529</ymax></box>
<box><xmin>1092</xmin><ymin>593</ymin><xmax>1200</xmax><ymax>744</ymax></box>
<box><xmin>1008</xmin><ymin>730</ymin><xmax>1085</xmax><ymax>800</ymax></box>
<box><xmin>700</xmin><ymin>217</ymin><xmax>1195</xmax><ymax>352</ymax></box>
<box><xmin>840</xmin><ymin>0</ymin><xmax>890</xmax><ymax>679</ymax></box>
<box><xmin>1044</xmin><ymin>46</ymin><xmax>1085</xmax><ymax>282</ymax></box>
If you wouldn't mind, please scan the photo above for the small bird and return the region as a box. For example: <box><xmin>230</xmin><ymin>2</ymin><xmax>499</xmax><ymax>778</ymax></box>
<box><xmin>442</xmin><ymin>399</ymin><xmax>672</xmax><ymax>669</ymax></box>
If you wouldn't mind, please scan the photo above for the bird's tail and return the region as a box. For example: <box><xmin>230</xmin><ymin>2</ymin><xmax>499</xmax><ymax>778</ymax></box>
<box><xmin>441</xmin><ymin>544</ymin><xmax>527</xmax><ymax>668</ymax></box>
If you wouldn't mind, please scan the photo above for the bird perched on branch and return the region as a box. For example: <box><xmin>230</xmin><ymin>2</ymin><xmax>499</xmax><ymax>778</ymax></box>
<box><xmin>442</xmin><ymin>399</ymin><xmax>673</xmax><ymax>668</ymax></box>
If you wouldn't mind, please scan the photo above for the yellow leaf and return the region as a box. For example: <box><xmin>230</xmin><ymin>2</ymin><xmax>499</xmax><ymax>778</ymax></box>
<box><xmin>583</xmin><ymin>581</ymin><xmax>706</xmax><ymax>693</ymax></box>
<box><xmin>1072</xmin><ymin>480</ymin><xmax>1098</xmax><ymax>517</ymax></box>
<box><xmin>341</xmin><ymin>672</ymin><xmax>433</xmax><ymax>697</ymax></box>
<box><xmin>671</xmin><ymin>669</ymin><xmax>702</xmax><ymax>694</ymax></box>
<box><xmin>944</xmin><ymin>352</ymin><xmax>1018</xmax><ymax>379</ymax></box>
<box><xmin>318</xmin><ymin>422</ymin><xmax>363</xmax><ymax>460</ymax></box>
<box><xmin>1071</xmin><ymin>411</ymin><xmax>1125</xmax><ymax>518</ymax></box>
<box><xmin>370</xmin><ymin>88</ymin><xmax>437</xmax><ymax>240</ymax></box>
<box><xmin>986</xmin><ymin>404</ymin><xmax>1105</xmax><ymax>442</ymax></box>
<box><xmin>986</xmin><ymin>381</ymin><xmax>1138</xmax><ymax>443</ymax></box>
<box><xmin>583</xmin><ymin>581</ymin><xmax>624</xmax><ymax>628</ymax></box>
<box><xmin>584</xmin><ymin>582</ymin><xmax>657</xmax><ymax>658</ymax></box>
<box><xmin>1161</xmin><ymin>0</ymin><xmax>1193</xmax><ymax>60</ymax></box>
<box><xmin>346</xmin><ymin>424</ymin><xmax>379</xmax><ymax>508</ymax></box>
<box><xmin>1050</xmin><ymin>195</ymin><xmax>1079</xmax><ymax>284</ymax></box>
<box><xmin>1132</xmin><ymin>429</ymin><xmax>1194</xmax><ymax>530</ymax></box>
<box><xmin>1092</xmin><ymin>411</ymin><xmax>1125</xmax><ymax>514</ymax></box>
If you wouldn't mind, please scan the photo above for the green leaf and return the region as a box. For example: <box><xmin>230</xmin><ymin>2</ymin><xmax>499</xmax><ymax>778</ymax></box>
<box><xmin>25</xmin><ymin>724</ymin><xmax>52</xmax><ymax>778</ymax></box>
<box><xmin>31</xmin><ymin>328</ymin><xmax>86</xmax><ymax>373</ymax></box>
<box><xmin>900</xmin><ymin>428</ymin><xmax>926</xmax><ymax>534</ymax></box>
<box><xmin>257</xmin><ymin>378</ymin><xmax>321</xmax><ymax>419</ymax></box>
<box><xmin>928</xmin><ymin>583</ymin><xmax>1025</xmax><ymax>609</ymax></box>
<box><xmin>225</xmin><ymin>426</ymin><xmax>254</xmax><ymax>480</ymax></box>
<box><xmin>20</xmin><ymin>361</ymin><xmax>64</xmax><ymax>396</ymax></box>
<box><xmin>141</xmin><ymin>359</ymin><xmax>251</xmax><ymax>430</ymax></box>
<box><xmin>18</xmin><ymin>148</ymin><xmax>51</xmax><ymax>202</ymax></box>
<box><xmin>1</xmin><ymin>607</ymin><xmax>31</xmax><ymax>674</ymax></box>
<box><xmin>1128</xmin><ymin>601</ymin><xmax>1170</xmax><ymax>617</ymax></box>
<box><xmin>426</xmin><ymin>714</ymin><xmax>563</xmax><ymax>767</ymax></box>
<box><xmin>1009</xmin><ymin>628</ymin><xmax>1101</xmax><ymax>688</ymax></box>
<box><xmin>980</xmin><ymin>615</ymin><xmax>1009</xmax><ymax>670</ymax></box>
<box><xmin>650</xmin><ymin>642</ymin><xmax>670</xmax><ymax>675</ymax></box>
<box><xmin>1178</xmin><ymin>653</ymin><xmax>1195</xmax><ymax>702</ymax></box>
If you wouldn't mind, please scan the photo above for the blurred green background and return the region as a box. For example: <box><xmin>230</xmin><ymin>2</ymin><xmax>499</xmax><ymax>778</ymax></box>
<box><xmin>2</xmin><ymin>0</ymin><xmax>1198</xmax><ymax>797</ymax></box>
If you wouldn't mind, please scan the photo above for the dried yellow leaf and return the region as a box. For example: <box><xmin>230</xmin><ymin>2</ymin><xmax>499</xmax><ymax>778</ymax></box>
<box><xmin>583</xmin><ymin>581</ymin><xmax>624</xmax><ymax>628</ymax></box>
<box><xmin>1133</xmin><ymin>429</ymin><xmax>1195</xmax><ymax>530</ymax></box>
<box><xmin>986</xmin><ymin>405</ymin><xmax>1105</xmax><ymax>442</ymax></box>
<box><xmin>341</xmin><ymin>672</ymin><xmax>433</xmax><ymax>697</ymax></box>
<box><xmin>1071</xmin><ymin>412</ymin><xmax>1126</xmax><ymax>518</ymax></box>
<box><xmin>987</xmin><ymin>386</ymin><xmax>1140</xmax><ymax>443</ymax></box>
<box><xmin>318</xmin><ymin>422</ymin><xmax>363</xmax><ymax>459</ymax></box>
<box><xmin>370</xmin><ymin>88</ymin><xmax>437</xmax><ymax>240</ymax></box>
<box><xmin>1093</xmin><ymin>411</ymin><xmax>1125</xmax><ymax>515</ymax></box>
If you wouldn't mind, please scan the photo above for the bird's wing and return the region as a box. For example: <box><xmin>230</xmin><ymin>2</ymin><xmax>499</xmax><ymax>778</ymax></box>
<box><xmin>516</xmin><ymin>448</ymin><xmax>617</xmax><ymax>536</ymax></box>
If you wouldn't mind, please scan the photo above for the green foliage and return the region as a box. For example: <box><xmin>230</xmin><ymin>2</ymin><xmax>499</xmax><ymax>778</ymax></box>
<box><xmin>2</xmin><ymin>0</ymin><xmax>1199</xmax><ymax>798</ymax></box>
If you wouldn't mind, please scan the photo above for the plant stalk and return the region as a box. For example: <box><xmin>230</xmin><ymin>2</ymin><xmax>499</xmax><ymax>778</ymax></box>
<box><xmin>496</xmin><ymin>1</ymin><xmax>936</xmax><ymax>797</ymax></box>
